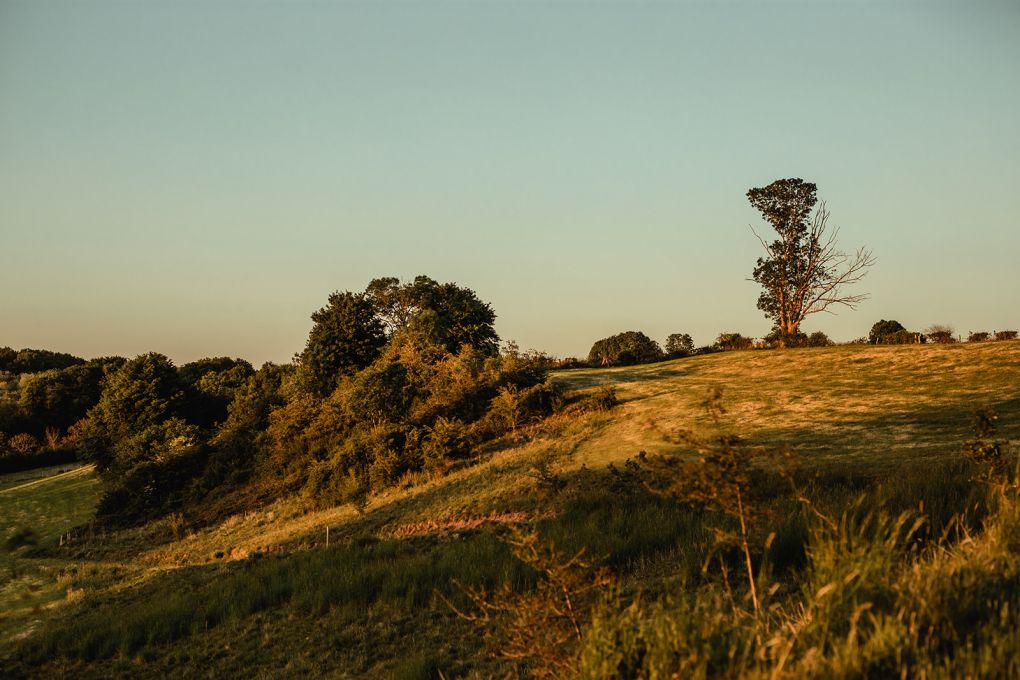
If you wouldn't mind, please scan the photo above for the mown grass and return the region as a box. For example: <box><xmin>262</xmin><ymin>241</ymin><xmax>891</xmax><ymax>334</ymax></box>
<box><xmin>0</xmin><ymin>465</ymin><xmax>105</xmax><ymax>643</ymax></box>
<box><xmin>554</xmin><ymin>341</ymin><xmax>1020</xmax><ymax>469</ymax></box>
<box><xmin>0</xmin><ymin>465</ymin><xmax>101</xmax><ymax>545</ymax></box>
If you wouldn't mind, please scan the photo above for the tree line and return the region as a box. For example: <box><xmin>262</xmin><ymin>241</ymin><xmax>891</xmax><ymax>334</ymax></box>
<box><xmin>0</xmin><ymin>277</ymin><xmax>577</xmax><ymax>522</ymax></box>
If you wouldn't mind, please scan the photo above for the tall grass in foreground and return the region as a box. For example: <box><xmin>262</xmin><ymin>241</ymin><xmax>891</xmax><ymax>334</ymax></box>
<box><xmin>577</xmin><ymin>489</ymin><xmax>1020</xmax><ymax>679</ymax></box>
<box><xmin>12</xmin><ymin>413</ymin><xmax>1012</xmax><ymax>680</ymax></box>
<box><xmin>573</xmin><ymin>451</ymin><xmax>1020</xmax><ymax>678</ymax></box>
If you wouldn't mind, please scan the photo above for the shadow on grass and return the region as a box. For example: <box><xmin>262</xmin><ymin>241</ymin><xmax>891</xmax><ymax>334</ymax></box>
<box><xmin>746</xmin><ymin>394</ymin><xmax>1020</xmax><ymax>466</ymax></box>
<box><xmin>553</xmin><ymin>360</ymin><xmax>699</xmax><ymax>391</ymax></box>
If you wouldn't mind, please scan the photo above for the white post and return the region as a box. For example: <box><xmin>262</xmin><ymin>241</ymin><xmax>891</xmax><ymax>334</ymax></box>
<box><xmin>326</xmin><ymin>525</ymin><xmax>329</xmax><ymax>548</ymax></box>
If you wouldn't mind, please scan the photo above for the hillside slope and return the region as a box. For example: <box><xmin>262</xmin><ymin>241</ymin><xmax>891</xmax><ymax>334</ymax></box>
<box><xmin>2</xmin><ymin>341</ymin><xmax>1018</xmax><ymax>678</ymax></box>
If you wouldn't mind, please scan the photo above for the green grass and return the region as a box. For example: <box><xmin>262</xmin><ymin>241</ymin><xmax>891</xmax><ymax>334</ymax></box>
<box><xmin>2</xmin><ymin>341</ymin><xmax>1019</xmax><ymax>677</ymax></box>
<box><xmin>0</xmin><ymin>465</ymin><xmax>104</xmax><ymax>645</ymax></box>
<box><xmin>0</xmin><ymin>465</ymin><xmax>101</xmax><ymax>545</ymax></box>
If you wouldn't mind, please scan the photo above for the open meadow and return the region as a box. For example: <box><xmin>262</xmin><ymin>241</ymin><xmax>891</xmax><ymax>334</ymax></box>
<box><xmin>2</xmin><ymin>341</ymin><xmax>1018</xmax><ymax>678</ymax></box>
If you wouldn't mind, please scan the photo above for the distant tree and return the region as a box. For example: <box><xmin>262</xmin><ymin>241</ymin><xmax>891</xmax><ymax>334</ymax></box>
<box><xmin>0</xmin><ymin>347</ymin><xmax>85</xmax><ymax>374</ymax></box>
<box><xmin>748</xmin><ymin>179</ymin><xmax>874</xmax><ymax>347</ymax></box>
<box><xmin>715</xmin><ymin>333</ymin><xmax>754</xmax><ymax>351</ymax></box>
<box><xmin>664</xmin><ymin>333</ymin><xmax>695</xmax><ymax>358</ymax></box>
<box><xmin>16</xmin><ymin>357</ymin><xmax>124</xmax><ymax>434</ymax></box>
<box><xmin>869</xmin><ymin>319</ymin><xmax>906</xmax><ymax>344</ymax></box>
<box><xmin>587</xmin><ymin>331</ymin><xmax>664</xmax><ymax>366</ymax></box>
<box><xmin>210</xmin><ymin>363</ymin><xmax>290</xmax><ymax>459</ymax></box>
<box><xmin>967</xmin><ymin>331</ymin><xmax>990</xmax><ymax>343</ymax></box>
<box><xmin>296</xmin><ymin>291</ymin><xmax>387</xmax><ymax>397</ymax></box>
<box><xmin>178</xmin><ymin>357</ymin><xmax>255</xmax><ymax>428</ymax></box>
<box><xmin>78</xmin><ymin>353</ymin><xmax>184</xmax><ymax>472</ymax></box>
<box><xmin>994</xmin><ymin>330</ymin><xmax>1018</xmax><ymax>341</ymax></box>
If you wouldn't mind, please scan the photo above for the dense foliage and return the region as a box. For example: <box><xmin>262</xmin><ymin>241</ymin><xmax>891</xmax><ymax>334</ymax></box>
<box><xmin>0</xmin><ymin>347</ymin><xmax>85</xmax><ymax>374</ymax></box>
<box><xmin>714</xmin><ymin>332</ymin><xmax>754</xmax><ymax>351</ymax></box>
<box><xmin>868</xmin><ymin>319</ymin><xmax>907</xmax><ymax>344</ymax></box>
<box><xmin>587</xmin><ymin>331</ymin><xmax>664</xmax><ymax>366</ymax></box>
<box><xmin>62</xmin><ymin>277</ymin><xmax>551</xmax><ymax>523</ymax></box>
<box><xmin>0</xmin><ymin>353</ymin><xmax>125</xmax><ymax>473</ymax></box>
<box><xmin>664</xmin><ymin>333</ymin><xmax>695</xmax><ymax>358</ymax></box>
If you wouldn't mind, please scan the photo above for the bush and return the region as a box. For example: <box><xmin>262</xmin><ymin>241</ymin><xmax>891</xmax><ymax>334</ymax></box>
<box><xmin>587</xmin><ymin>332</ymin><xmax>664</xmax><ymax>366</ymax></box>
<box><xmin>967</xmin><ymin>331</ymin><xmax>990</xmax><ymax>343</ymax></box>
<box><xmin>806</xmin><ymin>330</ymin><xmax>833</xmax><ymax>347</ymax></box>
<box><xmin>763</xmin><ymin>327</ymin><xmax>806</xmax><ymax>348</ymax></box>
<box><xmin>714</xmin><ymin>332</ymin><xmax>754</xmax><ymax>351</ymax></box>
<box><xmin>869</xmin><ymin>319</ymin><xmax>909</xmax><ymax>344</ymax></box>
<box><xmin>994</xmin><ymin>330</ymin><xmax>1018</xmax><ymax>341</ymax></box>
<box><xmin>925</xmin><ymin>324</ymin><xmax>957</xmax><ymax>344</ymax></box>
<box><xmin>7</xmin><ymin>432</ymin><xmax>40</xmax><ymax>454</ymax></box>
<box><xmin>267</xmin><ymin>338</ymin><xmax>557</xmax><ymax>509</ymax></box>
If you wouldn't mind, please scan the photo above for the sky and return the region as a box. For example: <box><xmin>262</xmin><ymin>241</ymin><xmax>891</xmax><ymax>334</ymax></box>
<box><xmin>1</xmin><ymin>1</ymin><xmax>1018</xmax><ymax>365</ymax></box>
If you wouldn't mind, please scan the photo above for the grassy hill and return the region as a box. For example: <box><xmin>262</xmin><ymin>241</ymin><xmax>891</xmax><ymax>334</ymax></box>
<box><xmin>2</xmin><ymin>341</ymin><xmax>1018</xmax><ymax>678</ymax></box>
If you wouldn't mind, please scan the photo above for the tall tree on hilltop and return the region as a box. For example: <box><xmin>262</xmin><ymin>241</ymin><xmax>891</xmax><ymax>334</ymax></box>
<box><xmin>747</xmin><ymin>178</ymin><xmax>874</xmax><ymax>346</ymax></box>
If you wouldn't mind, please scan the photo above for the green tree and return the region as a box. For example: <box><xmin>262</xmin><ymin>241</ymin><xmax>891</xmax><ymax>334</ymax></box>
<box><xmin>296</xmin><ymin>291</ymin><xmax>387</xmax><ymax>397</ymax></box>
<box><xmin>869</xmin><ymin>319</ymin><xmax>906</xmax><ymax>344</ymax></box>
<box><xmin>78</xmin><ymin>353</ymin><xmax>184</xmax><ymax>472</ymax></box>
<box><xmin>16</xmin><ymin>357</ymin><xmax>125</xmax><ymax>434</ymax></box>
<box><xmin>748</xmin><ymin>179</ymin><xmax>874</xmax><ymax>346</ymax></box>
<box><xmin>365</xmin><ymin>275</ymin><xmax>499</xmax><ymax>356</ymax></box>
<box><xmin>587</xmin><ymin>331</ymin><xmax>664</xmax><ymax>366</ymax></box>
<box><xmin>0</xmin><ymin>347</ymin><xmax>85</xmax><ymax>374</ymax></box>
<box><xmin>715</xmin><ymin>332</ymin><xmax>754</xmax><ymax>351</ymax></box>
<box><xmin>178</xmin><ymin>357</ymin><xmax>255</xmax><ymax>428</ymax></box>
<box><xmin>664</xmin><ymin>333</ymin><xmax>695</xmax><ymax>358</ymax></box>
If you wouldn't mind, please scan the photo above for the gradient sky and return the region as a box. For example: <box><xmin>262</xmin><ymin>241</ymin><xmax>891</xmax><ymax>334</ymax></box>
<box><xmin>2</xmin><ymin>1</ymin><xmax>1018</xmax><ymax>365</ymax></box>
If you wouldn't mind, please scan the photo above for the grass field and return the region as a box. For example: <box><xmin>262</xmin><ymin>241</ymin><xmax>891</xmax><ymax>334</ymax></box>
<box><xmin>0</xmin><ymin>464</ymin><xmax>104</xmax><ymax>644</ymax></box>
<box><xmin>1</xmin><ymin>341</ymin><xmax>1018</xmax><ymax>677</ymax></box>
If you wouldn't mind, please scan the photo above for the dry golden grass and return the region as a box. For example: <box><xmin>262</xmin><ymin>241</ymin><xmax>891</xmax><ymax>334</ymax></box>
<box><xmin>127</xmin><ymin>341</ymin><xmax>1020</xmax><ymax>572</ymax></box>
<box><xmin>554</xmin><ymin>341</ymin><xmax>1020</xmax><ymax>470</ymax></box>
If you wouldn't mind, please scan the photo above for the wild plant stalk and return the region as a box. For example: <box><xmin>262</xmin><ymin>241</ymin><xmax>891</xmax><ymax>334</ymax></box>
<box><xmin>439</xmin><ymin>527</ymin><xmax>614</xmax><ymax>679</ymax></box>
<box><xmin>641</xmin><ymin>388</ymin><xmax>801</xmax><ymax>615</ymax></box>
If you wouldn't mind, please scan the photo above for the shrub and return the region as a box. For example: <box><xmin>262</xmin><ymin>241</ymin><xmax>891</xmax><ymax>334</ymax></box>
<box><xmin>714</xmin><ymin>332</ymin><xmax>754</xmax><ymax>351</ymax></box>
<box><xmin>763</xmin><ymin>327</ymin><xmax>807</xmax><ymax>348</ymax></box>
<box><xmin>967</xmin><ymin>331</ymin><xmax>990</xmax><ymax>343</ymax></box>
<box><xmin>587</xmin><ymin>332</ymin><xmax>664</xmax><ymax>366</ymax></box>
<box><xmin>925</xmin><ymin>324</ymin><xmax>957</xmax><ymax>344</ymax></box>
<box><xmin>994</xmin><ymin>330</ymin><xmax>1018</xmax><ymax>341</ymax></box>
<box><xmin>7</xmin><ymin>432</ymin><xmax>40</xmax><ymax>454</ymax></box>
<box><xmin>806</xmin><ymin>330</ymin><xmax>833</xmax><ymax>347</ymax></box>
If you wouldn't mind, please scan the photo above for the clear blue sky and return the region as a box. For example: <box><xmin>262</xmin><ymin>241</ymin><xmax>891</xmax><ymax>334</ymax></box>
<box><xmin>2</xmin><ymin>1</ymin><xmax>1018</xmax><ymax>364</ymax></box>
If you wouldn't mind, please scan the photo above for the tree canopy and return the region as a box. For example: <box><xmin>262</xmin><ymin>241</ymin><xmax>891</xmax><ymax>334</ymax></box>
<box><xmin>365</xmin><ymin>276</ymin><xmax>499</xmax><ymax>356</ymax></box>
<box><xmin>587</xmin><ymin>331</ymin><xmax>664</xmax><ymax>366</ymax></box>
<box><xmin>296</xmin><ymin>292</ymin><xmax>387</xmax><ymax>397</ymax></box>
